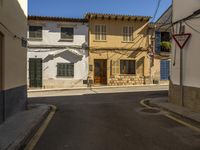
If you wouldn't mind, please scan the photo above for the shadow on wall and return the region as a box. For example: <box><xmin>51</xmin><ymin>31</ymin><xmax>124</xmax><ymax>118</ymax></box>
<box><xmin>43</xmin><ymin>50</ymin><xmax>83</xmax><ymax>63</ymax></box>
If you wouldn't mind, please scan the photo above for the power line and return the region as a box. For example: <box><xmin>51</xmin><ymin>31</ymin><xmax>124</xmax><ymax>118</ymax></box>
<box><xmin>0</xmin><ymin>22</ymin><xmax>26</xmax><ymax>41</ymax></box>
<box><xmin>185</xmin><ymin>21</ymin><xmax>200</xmax><ymax>34</ymax></box>
<box><xmin>151</xmin><ymin>0</ymin><xmax>162</xmax><ymax>22</ymax></box>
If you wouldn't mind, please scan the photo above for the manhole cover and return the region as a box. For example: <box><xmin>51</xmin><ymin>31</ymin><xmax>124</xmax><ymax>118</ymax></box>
<box><xmin>141</xmin><ymin>108</ymin><xmax>160</xmax><ymax>113</ymax></box>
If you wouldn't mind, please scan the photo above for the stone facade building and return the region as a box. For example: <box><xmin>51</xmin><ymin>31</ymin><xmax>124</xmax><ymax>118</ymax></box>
<box><xmin>86</xmin><ymin>13</ymin><xmax>152</xmax><ymax>86</ymax></box>
<box><xmin>150</xmin><ymin>6</ymin><xmax>172</xmax><ymax>85</ymax></box>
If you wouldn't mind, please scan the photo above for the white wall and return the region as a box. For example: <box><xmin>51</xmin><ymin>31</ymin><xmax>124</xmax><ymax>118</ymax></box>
<box><xmin>28</xmin><ymin>20</ymin><xmax>89</xmax><ymax>88</ymax></box>
<box><xmin>171</xmin><ymin>0</ymin><xmax>200</xmax><ymax>87</ymax></box>
<box><xmin>28</xmin><ymin>21</ymin><xmax>88</xmax><ymax>47</ymax></box>
<box><xmin>0</xmin><ymin>0</ymin><xmax>27</xmax><ymax>90</ymax></box>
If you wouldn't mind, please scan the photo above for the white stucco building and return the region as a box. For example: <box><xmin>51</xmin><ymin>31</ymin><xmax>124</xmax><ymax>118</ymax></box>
<box><xmin>0</xmin><ymin>0</ymin><xmax>27</xmax><ymax>123</ymax></box>
<box><xmin>27</xmin><ymin>16</ymin><xmax>89</xmax><ymax>89</ymax></box>
<box><xmin>169</xmin><ymin>0</ymin><xmax>200</xmax><ymax>111</ymax></box>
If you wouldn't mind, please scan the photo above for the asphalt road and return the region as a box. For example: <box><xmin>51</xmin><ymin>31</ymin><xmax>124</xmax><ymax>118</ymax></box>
<box><xmin>29</xmin><ymin>91</ymin><xmax>200</xmax><ymax>150</ymax></box>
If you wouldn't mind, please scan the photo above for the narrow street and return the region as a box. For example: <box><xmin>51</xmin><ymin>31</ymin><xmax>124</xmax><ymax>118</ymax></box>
<box><xmin>29</xmin><ymin>90</ymin><xmax>200</xmax><ymax>150</ymax></box>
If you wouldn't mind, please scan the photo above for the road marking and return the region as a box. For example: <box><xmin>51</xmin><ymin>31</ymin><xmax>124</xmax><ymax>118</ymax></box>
<box><xmin>24</xmin><ymin>105</ymin><xmax>57</xmax><ymax>150</ymax></box>
<box><xmin>140</xmin><ymin>99</ymin><xmax>154</xmax><ymax>109</ymax></box>
<box><xmin>165</xmin><ymin>114</ymin><xmax>200</xmax><ymax>133</ymax></box>
<box><xmin>140</xmin><ymin>99</ymin><xmax>200</xmax><ymax>133</ymax></box>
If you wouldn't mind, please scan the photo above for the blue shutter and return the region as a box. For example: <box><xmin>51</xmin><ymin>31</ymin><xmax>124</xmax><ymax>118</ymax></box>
<box><xmin>160</xmin><ymin>60</ymin><xmax>170</xmax><ymax>80</ymax></box>
<box><xmin>155</xmin><ymin>31</ymin><xmax>161</xmax><ymax>54</ymax></box>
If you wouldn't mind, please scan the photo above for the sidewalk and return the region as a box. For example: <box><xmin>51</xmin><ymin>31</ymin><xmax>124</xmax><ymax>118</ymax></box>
<box><xmin>0</xmin><ymin>104</ymin><xmax>51</xmax><ymax>150</ymax></box>
<box><xmin>146</xmin><ymin>97</ymin><xmax>200</xmax><ymax>125</ymax></box>
<box><xmin>28</xmin><ymin>84</ymin><xmax>169</xmax><ymax>97</ymax></box>
<box><xmin>28</xmin><ymin>84</ymin><xmax>169</xmax><ymax>93</ymax></box>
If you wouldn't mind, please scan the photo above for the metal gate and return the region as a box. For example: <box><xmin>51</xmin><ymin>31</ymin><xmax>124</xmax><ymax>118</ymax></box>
<box><xmin>29</xmin><ymin>58</ymin><xmax>42</xmax><ymax>88</ymax></box>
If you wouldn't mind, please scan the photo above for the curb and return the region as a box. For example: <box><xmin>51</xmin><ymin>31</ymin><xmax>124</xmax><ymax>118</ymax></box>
<box><xmin>142</xmin><ymin>98</ymin><xmax>200</xmax><ymax>127</ymax></box>
<box><xmin>24</xmin><ymin>105</ymin><xmax>57</xmax><ymax>150</ymax></box>
<box><xmin>28</xmin><ymin>84</ymin><xmax>169</xmax><ymax>93</ymax></box>
<box><xmin>19</xmin><ymin>106</ymin><xmax>51</xmax><ymax>150</ymax></box>
<box><xmin>0</xmin><ymin>105</ymin><xmax>52</xmax><ymax>150</ymax></box>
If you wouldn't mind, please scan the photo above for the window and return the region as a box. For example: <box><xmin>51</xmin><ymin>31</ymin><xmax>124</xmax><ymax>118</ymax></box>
<box><xmin>95</xmin><ymin>25</ymin><xmax>106</xmax><ymax>41</ymax></box>
<box><xmin>29</xmin><ymin>26</ymin><xmax>42</xmax><ymax>39</ymax></box>
<box><xmin>123</xmin><ymin>26</ymin><xmax>133</xmax><ymax>42</ymax></box>
<box><xmin>160</xmin><ymin>60</ymin><xmax>170</xmax><ymax>80</ymax></box>
<box><xmin>57</xmin><ymin>63</ymin><xmax>74</xmax><ymax>77</ymax></box>
<box><xmin>61</xmin><ymin>27</ymin><xmax>74</xmax><ymax>40</ymax></box>
<box><xmin>120</xmin><ymin>60</ymin><xmax>135</xmax><ymax>74</ymax></box>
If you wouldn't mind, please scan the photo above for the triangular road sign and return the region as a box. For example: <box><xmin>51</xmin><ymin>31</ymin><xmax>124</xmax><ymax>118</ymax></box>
<box><xmin>172</xmin><ymin>33</ymin><xmax>191</xmax><ymax>49</ymax></box>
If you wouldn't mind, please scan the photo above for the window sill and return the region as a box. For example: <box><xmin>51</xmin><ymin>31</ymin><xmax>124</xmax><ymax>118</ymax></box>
<box><xmin>59</xmin><ymin>39</ymin><xmax>74</xmax><ymax>42</ymax></box>
<box><xmin>56</xmin><ymin>76</ymin><xmax>74</xmax><ymax>78</ymax></box>
<box><xmin>121</xmin><ymin>41</ymin><xmax>134</xmax><ymax>43</ymax></box>
<box><xmin>119</xmin><ymin>74</ymin><xmax>136</xmax><ymax>76</ymax></box>
<box><xmin>28</xmin><ymin>38</ymin><xmax>43</xmax><ymax>41</ymax></box>
<box><xmin>93</xmin><ymin>40</ymin><xmax>107</xmax><ymax>42</ymax></box>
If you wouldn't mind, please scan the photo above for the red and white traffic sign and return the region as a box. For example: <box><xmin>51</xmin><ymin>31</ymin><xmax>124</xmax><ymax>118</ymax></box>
<box><xmin>172</xmin><ymin>33</ymin><xmax>191</xmax><ymax>49</ymax></box>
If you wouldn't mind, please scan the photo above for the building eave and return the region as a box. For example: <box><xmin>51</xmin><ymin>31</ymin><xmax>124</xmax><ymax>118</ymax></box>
<box><xmin>28</xmin><ymin>16</ymin><xmax>88</xmax><ymax>23</ymax></box>
<box><xmin>85</xmin><ymin>13</ymin><xmax>151</xmax><ymax>21</ymax></box>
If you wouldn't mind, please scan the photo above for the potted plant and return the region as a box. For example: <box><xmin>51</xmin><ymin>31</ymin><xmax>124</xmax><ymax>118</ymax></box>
<box><xmin>160</xmin><ymin>41</ymin><xmax>171</xmax><ymax>52</ymax></box>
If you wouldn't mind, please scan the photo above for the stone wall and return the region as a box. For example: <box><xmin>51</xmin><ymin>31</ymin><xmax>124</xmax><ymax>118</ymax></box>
<box><xmin>108</xmin><ymin>75</ymin><xmax>145</xmax><ymax>86</ymax></box>
<box><xmin>169</xmin><ymin>80</ymin><xmax>200</xmax><ymax>112</ymax></box>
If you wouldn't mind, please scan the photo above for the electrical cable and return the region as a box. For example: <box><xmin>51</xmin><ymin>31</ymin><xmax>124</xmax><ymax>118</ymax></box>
<box><xmin>0</xmin><ymin>21</ymin><xmax>26</xmax><ymax>40</ymax></box>
<box><xmin>151</xmin><ymin>0</ymin><xmax>162</xmax><ymax>22</ymax></box>
<box><xmin>184</xmin><ymin>21</ymin><xmax>200</xmax><ymax>34</ymax></box>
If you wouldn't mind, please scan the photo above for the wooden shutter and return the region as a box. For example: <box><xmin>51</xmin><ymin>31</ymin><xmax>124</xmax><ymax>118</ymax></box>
<box><xmin>160</xmin><ymin>60</ymin><xmax>170</xmax><ymax>80</ymax></box>
<box><xmin>155</xmin><ymin>31</ymin><xmax>161</xmax><ymax>54</ymax></box>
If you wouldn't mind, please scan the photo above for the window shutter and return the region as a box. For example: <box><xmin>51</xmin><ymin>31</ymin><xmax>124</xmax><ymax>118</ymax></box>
<box><xmin>115</xmin><ymin>60</ymin><xmax>120</xmax><ymax>74</ymax></box>
<box><xmin>155</xmin><ymin>31</ymin><xmax>161</xmax><ymax>54</ymax></box>
<box><xmin>160</xmin><ymin>60</ymin><xmax>170</xmax><ymax>80</ymax></box>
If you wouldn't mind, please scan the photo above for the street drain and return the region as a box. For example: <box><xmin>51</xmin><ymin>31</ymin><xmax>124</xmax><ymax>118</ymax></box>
<box><xmin>141</xmin><ymin>108</ymin><xmax>160</xmax><ymax>113</ymax></box>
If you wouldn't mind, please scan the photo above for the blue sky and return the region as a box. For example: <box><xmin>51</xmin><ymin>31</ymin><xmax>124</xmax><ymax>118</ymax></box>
<box><xmin>29</xmin><ymin>0</ymin><xmax>172</xmax><ymax>21</ymax></box>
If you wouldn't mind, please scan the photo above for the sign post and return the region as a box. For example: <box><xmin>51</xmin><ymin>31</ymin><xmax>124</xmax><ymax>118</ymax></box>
<box><xmin>172</xmin><ymin>33</ymin><xmax>191</xmax><ymax>106</ymax></box>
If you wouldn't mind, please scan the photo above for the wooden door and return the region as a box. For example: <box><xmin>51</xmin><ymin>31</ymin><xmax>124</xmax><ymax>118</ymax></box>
<box><xmin>29</xmin><ymin>58</ymin><xmax>42</xmax><ymax>88</ymax></box>
<box><xmin>94</xmin><ymin>59</ymin><xmax>107</xmax><ymax>84</ymax></box>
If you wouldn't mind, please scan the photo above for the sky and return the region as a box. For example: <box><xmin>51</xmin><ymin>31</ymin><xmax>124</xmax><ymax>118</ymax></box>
<box><xmin>28</xmin><ymin>0</ymin><xmax>172</xmax><ymax>22</ymax></box>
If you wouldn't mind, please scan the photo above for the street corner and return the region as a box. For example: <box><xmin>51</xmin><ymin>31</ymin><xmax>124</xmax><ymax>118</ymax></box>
<box><xmin>0</xmin><ymin>104</ymin><xmax>54</xmax><ymax>150</ymax></box>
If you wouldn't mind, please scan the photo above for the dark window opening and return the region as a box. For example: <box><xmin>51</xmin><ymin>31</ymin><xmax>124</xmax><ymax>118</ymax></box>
<box><xmin>61</xmin><ymin>27</ymin><xmax>74</xmax><ymax>40</ymax></box>
<box><xmin>29</xmin><ymin>26</ymin><xmax>42</xmax><ymax>39</ymax></box>
<box><xmin>120</xmin><ymin>60</ymin><xmax>136</xmax><ymax>75</ymax></box>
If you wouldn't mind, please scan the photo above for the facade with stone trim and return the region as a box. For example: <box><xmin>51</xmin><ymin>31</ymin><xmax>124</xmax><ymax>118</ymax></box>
<box><xmin>86</xmin><ymin>13</ymin><xmax>153</xmax><ymax>86</ymax></box>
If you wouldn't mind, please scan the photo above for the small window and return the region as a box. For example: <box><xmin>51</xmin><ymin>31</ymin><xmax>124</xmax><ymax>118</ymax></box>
<box><xmin>57</xmin><ymin>63</ymin><xmax>74</xmax><ymax>77</ymax></box>
<box><xmin>95</xmin><ymin>25</ymin><xmax>106</xmax><ymax>41</ymax></box>
<box><xmin>120</xmin><ymin>60</ymin><xmax>135</xmax><ymax>74</ymax></box>
<box><xmin>61</xmin><ymin>27</ymin><xmax>74</xmax><ymax>40</ymax></box>
<box><xmin>29</xmin><ymin>26</ymin><xmax>42</xmax><ymax>39</ymax></box>
<box><xmin>123</xmin><ymin>26</ymin><xmax>133</xmax><ymax>42</ymax></box>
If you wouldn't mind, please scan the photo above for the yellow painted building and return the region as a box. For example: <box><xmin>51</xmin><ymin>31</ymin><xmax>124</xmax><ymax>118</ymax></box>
<box><xmin>85</xmin><ymin>13</ymin><xmax>152</xmax><ymax>86</ymax></box>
